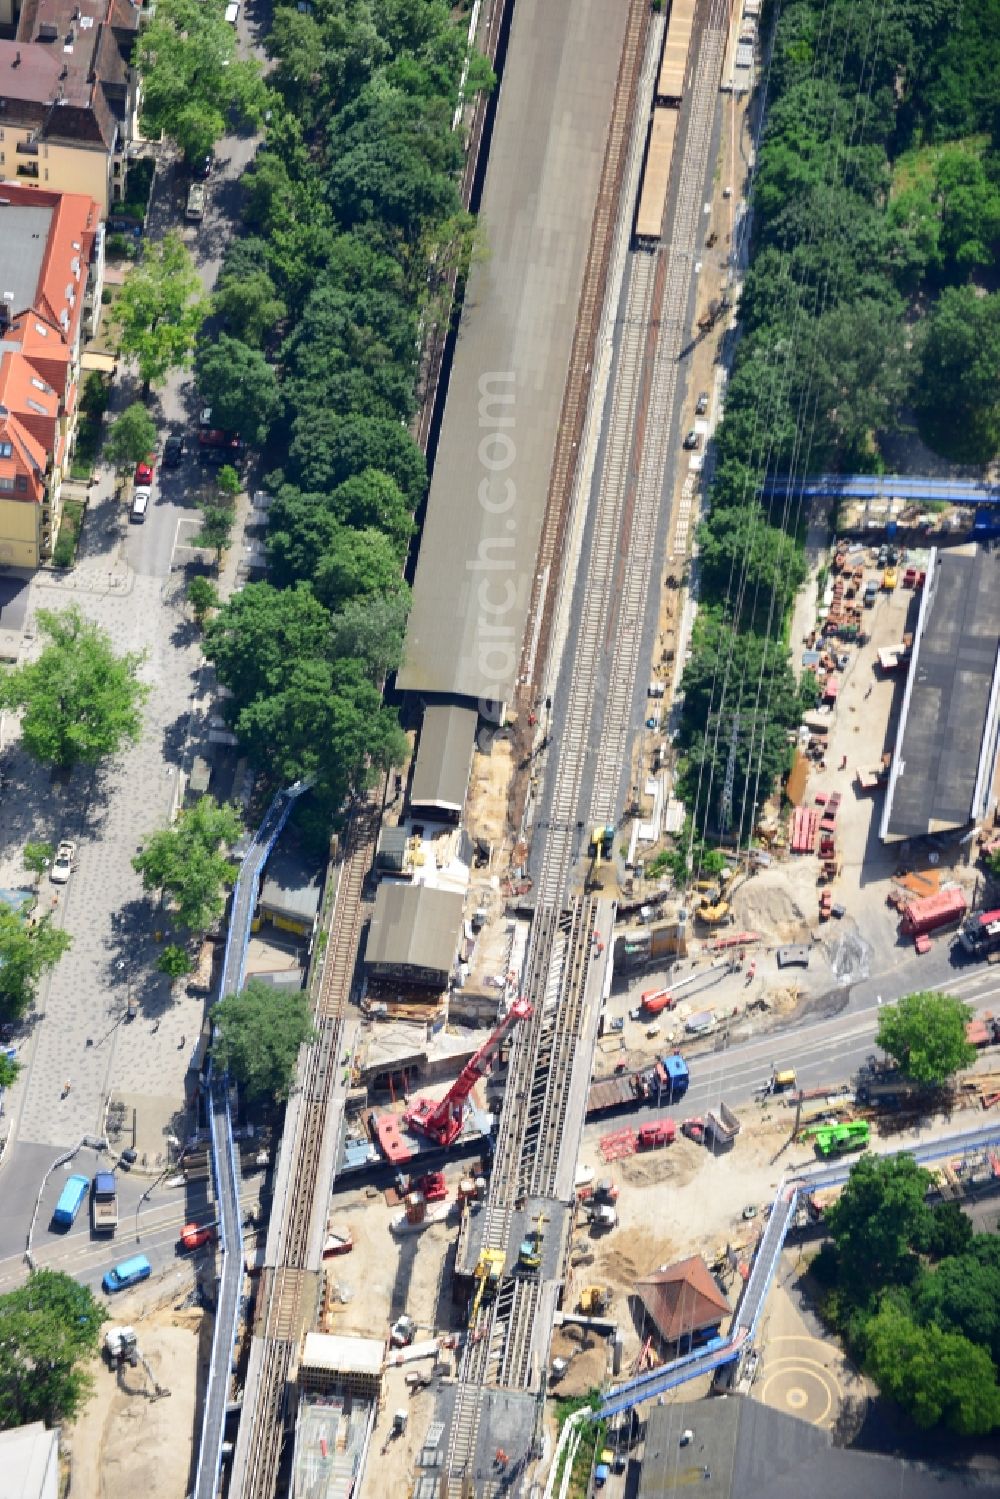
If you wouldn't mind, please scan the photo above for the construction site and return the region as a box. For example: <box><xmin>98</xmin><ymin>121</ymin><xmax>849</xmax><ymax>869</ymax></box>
<box><xmin>143</xmin><ymin>0</ymin><xmax>1000</xmax><ymax>1497</ymax></box>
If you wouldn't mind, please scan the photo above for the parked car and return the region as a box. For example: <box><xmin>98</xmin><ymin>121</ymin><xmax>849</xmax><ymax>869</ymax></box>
<box><xmin>134</xmin><ymin>459</ymin><xmax>154</xmax><ymax>487</ymax></box>
<box><xmin>103</xmin><ymin>1254</ymin><xmax>152</xmax><ymax>1294</ymax></box>
<box><xmin>683</xmin><ymin>429</ymin><xmax>701</xmax><ymax>450</ymax></box>
<box><xmin>192</xmin><ymin>152</ymin><xmax>213</xmax><ymax>181</ymax></box>
<box><xmin>50</xmin><ymin>839</ymin><xmax>76</xmax><ymax>884</ymax></box>
<box><xmin>185</xmin><ymin>184</ymin><xmax>206</xmax><ymax>223</ymax></box>
<box><xmin>130</xmin><ymin>487</ymin><xmax>151</xmax><ymax>522</ymax></box>
<box><xmin>225</xmin><ymin>0</ymin><xmax>240</xmax><ymax>20</ymax></box>
<box><xmin>695</xmin><ymin>391</ymin><xmax>709</xmax><ymax>415</ymax></box>
<box><xmin>163</xmin><ymin>435</ymin><xmax>185</xmax><ymax>469</ymax></box>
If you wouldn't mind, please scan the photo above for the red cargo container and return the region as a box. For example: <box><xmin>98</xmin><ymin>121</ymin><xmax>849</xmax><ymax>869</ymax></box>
<box><xmin>900</xmin><ymin>887</ymin><xmax>967</xmax><ymax>937</ymax></box>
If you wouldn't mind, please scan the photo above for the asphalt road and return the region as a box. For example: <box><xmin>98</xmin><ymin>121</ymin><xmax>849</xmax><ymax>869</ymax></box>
<box><xmin>586</xmin><ymin>960</ymin><xmax>1000</xmax><ymax>1145</ymax></box>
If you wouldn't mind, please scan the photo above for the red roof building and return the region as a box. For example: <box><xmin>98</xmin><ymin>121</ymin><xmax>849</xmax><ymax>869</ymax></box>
<box><xmin>635</xmin><ymin>1255</ymin><xmax>731</xmax><ymax>1348</ymax></box>
<box><xmin>0</xmin><ymin>182</ymin><xmax>103</xmax><ymax>566</ymax></box>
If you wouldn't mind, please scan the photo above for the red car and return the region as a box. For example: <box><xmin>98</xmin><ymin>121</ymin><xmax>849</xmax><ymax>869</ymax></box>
<box><xmin>134</xmin><ymin>460</ymin><xmax>155</xmax><ymax>487</ymax></box>
<box><xmin>179</xmin><ymin>1221</ymin><xmax>217</xmax><ymax>1251</ymax></box>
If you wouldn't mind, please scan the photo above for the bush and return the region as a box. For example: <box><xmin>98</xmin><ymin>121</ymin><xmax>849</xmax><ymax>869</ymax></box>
<box><xmin>101</xmin><ymin>287</ymin><xmax>113</xmax><ymax>306</ymax></box>
<box><xmin>105</xmin><ymin>232</ymin><xmax>139</xmax><ymax>260</ymax></box>
<box><xmin>52</xmin><ymin>499</ymin><xmax>85</xmax><ymax>569</ymax></box>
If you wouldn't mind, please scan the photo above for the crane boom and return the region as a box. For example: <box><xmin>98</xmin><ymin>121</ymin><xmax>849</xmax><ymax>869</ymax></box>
<box><xmin>405</xmin><ymin>997</ymin><xmax>533</xmax><ymax>1147</ymax></box>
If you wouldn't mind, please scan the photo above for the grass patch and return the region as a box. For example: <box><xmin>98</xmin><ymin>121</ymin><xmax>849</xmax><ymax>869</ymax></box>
<box><xmin>52</xmin><ymin>497</ymin><xmax>85</xmax><ymax>569</ymax></box>
<box><xmin>71</xmin><ymin>416</ymin><xmax>102</xmax><ymax>480</ymax></box>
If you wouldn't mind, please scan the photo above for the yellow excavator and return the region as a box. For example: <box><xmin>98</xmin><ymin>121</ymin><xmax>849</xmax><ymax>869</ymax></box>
<box><xmin>471</xmin><ymin>1249</ymin><xmax>505</xmax><ymax>1322</ymax></box>
<box><xmin>585</xmin><ymin>826</ymin><xmax>617</xmax><ymax>894</ymax></box>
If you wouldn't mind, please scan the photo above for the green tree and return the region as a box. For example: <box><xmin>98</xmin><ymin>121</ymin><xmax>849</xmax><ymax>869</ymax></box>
<box><xmin>115</xmin><ymin>234</ymin><xmax>206</xmax><ymax>389</ymax></box>
<box><xmin>876</xmin><ymin>990</ymin><xmax>976</xmax><ymax>1085</ymax></box>
<box><xmin>133</xmin><ymin>798</ymin><xmax>241</xmax><ymax>933</ymax></box>
<box><xmin>187</xmin><ymin>576</ymin><xmax>219</xmax><ymax>627</ymax></box>
<box><xmin>234</xmin><ymin>656</ymin><xmax>408</xmax><ymax>815</ymax></box>
<box><xmin>914</xmin><ymin>1248</ymin><xmax>1000</xmax><ymax>1361</ymax></box>
<box><xmin>204</xmin><ymin>582</ymin><xmax>332</xmax><ymax>712</ymax></box>
<box><xmin>137</xmin><ymin>0</ymin><xmax>264</xmax><ymax>160</ymax></box>
<box><xmin>0</xmin><ymin>605</ymin><xmax>148</xmax><ymax>770</ymax></box>
<box><xmin>0</xmin><ymin>903</ymin><xmax>70</xmax><ymax>1020</ymax></box>
<box><xmin>211</xmin><ymin>978</ymin><xmax>316</xmax><ymax>1101</ymax></box>
<box><xmin>214</xmin><ymin>268</ymin><xmax>287</xmax><ymax>347</ymax></box>
<box><xmin>0</xmin><ymin>1052</ymin><xmax>20</xmax><ymax>1089</ymax></box>
<box><xmin>311</xmin><ymin>526</ymin><xmax>404</xmax><ymax>613</ymax></box>
<box><xmin>329</xmin><ymin>591</ymin><xmax>411</xmax><ymax>681</ymax></box>
<box><xmin>22</xmin><ymin>842</ymin><xmax>54</xmax><ymax>880</ymax></box>
<box><xmin>286</xmin><ymin>412</ymin><xmax>426</xmax><ymax>509</ymax></box>
<box><xmin>0</xmin><ymin>1270</ymin><xmax>106</xmax><ymax>1427</ymax></box>
<box><xmin>826</xmin><ymin>1153</ymin><xmax>933</xmax><ymax>1294</ymax></box>
<box><xmin>158</xmin><ymin>944</ymin><xmax>194</xmax><ymax>979</ymax></box>
<box><xmin>916</xmin><ymin>286</ymin><xmax>1000</xmax><ymax>463</ymax></box>
<box><xmin>195</xmin><ymin>336</ymin><xmax>279</xmax><ymax>444</ymax></box>
<box><xmin>194</xmin><ymin>501</ymin><xmax>235</xmax><ymax>569</ymax></box>
<box><xmin>863</xmin><ymin>1301</ymin><xmax>1000</xmax><ymax>1435</ymax></box>
<box><xmin>696</xmin><ymin>506</ymin><xmax>807</xmax><ymax>627</ymax></box>
<box><xmin>216</xmin><ymin>465</ymin><xmax>242</xmax><ymax>501</ymax></box>
<box><xmin>104</xmin><ymin>402</ymin><xmax>158</xmax><ymax>471</ymax></box>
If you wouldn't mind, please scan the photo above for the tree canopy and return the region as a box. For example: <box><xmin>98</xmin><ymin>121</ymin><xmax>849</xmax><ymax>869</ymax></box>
<box><xmin>915</xmin><ymin>286</ymin><xmax>1000</xmax><ymax>463</ymax></box>
<box><xmin>211</xmin><ymin>978</ymin><xmax>316</xmax><ymax>1101</ymax></box>
<box><xmin>0</xmin><ymin>1269</ymin><xmax>105</xmax><ymax>1427</ymax></box>
<box><xmin>875</xmin><ymin>990</ymin><xmax>976</xmax><ymax>1085</ymax></box>
<box><xmin>826</xmin><ymin>1152</ymin><xmax>933</xmax><ymax>1293</ymax></box>
<box><xmin>0</xmin><ymin>906</ymin><xmax>71</xmax><ymax>1020</ymax></box>
<box><xmin>0</xmin><ymin>606</ymin><xmax>148</xmax><ymax>770</ymax></box>
<box><xmin>863</xmin><ymin>1302</ymin><xmax>1000</xmax><ymax>1435</ymax></box>
<box><xmin>133</xmin><ymin>797</ymin><xmax>241</xmax><ymax>933</ymax></box>
<box><xmin>137</xmin><ymin>0</ymin><xmax>264</xmax><ymax>160</ymax></box>
<box><xmin>115</xmin><ymin>234</ymin><xmax>206</xmax><ymax>388</ymax></box>
<box><xmin>104</xmin><ymin>403</ymin><xmax>158</xmax><ymax>471</ymax></box>
<box><xmin>195</xmin><ymin>336</ymin><xmax>280</xmax><ymax>445</ymax></box>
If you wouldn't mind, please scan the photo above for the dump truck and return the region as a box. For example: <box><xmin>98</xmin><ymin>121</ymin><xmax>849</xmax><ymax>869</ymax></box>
<box><xmin>91</xmin><ymin>1172</ymin><xmax>118</xmax><ymax>1235</ymax></box>
<box><xmin>899</xmin><ymin>887</ymin><xmax>967</xmax><ymax>938</ymax></box>
<box><xmin>704</xmin><ymin>1102</ymin><xmax>741</xmax><ymax>1148</ymax></box>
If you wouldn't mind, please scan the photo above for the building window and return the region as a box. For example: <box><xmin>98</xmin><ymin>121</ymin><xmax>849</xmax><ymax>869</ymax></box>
<box><xmin>0</xmin><ymin>443</ymin><xmax>12</xmax><ymax>458</ymax></box>
<box><xmin>15</xmin><ymin>475</ymin><xmax>27</xmax><ymax>492</ymax></box>
<box><xmin>0</xmin><ymin>477</ymin><xmax>14</xmax><ymax>492</ymax></box>
<box><xmin>43</xmin><ymin>169</ymin><xmax>48</xmax><ymax>181</ymax></box>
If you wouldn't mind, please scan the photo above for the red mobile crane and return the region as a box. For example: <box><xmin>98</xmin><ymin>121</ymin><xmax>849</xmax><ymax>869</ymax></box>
<box><xmin>403</xmin><ymin>998</ymin><xmax>533</xmax><ymax>1148</ymax></box>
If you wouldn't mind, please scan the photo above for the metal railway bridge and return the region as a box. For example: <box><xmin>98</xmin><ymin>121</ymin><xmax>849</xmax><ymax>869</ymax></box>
<box><xmin>192</xmin><ymin>782</ymin><xmax>309</xmax><ymax>1499</ymax></box>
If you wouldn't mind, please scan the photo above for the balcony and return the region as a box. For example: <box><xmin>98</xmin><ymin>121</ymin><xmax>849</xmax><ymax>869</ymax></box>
<box><xmin>16</xmin><ymin>162</ymin><xmax>40</xmax><ymax>180</ymax></box>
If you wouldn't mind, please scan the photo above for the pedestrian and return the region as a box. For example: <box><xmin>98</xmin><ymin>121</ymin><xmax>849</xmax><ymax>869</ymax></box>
<box><xmin>839</xmin><ymin>754</ymin><xmax>847</xmax><ymax>770</ymax></box>
<box><xmin>178</xmin><ymin>1034</ymin><xmax>186</xmax><ymax>1050</ymax></box>
<box><xmin>864</xmin><ymin>684</ymin><xmax>873</xmax><ymax>699</ymax></box>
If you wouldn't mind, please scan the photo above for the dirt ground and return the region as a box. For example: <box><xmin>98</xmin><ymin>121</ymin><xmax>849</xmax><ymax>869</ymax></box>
<box><xmin>65</xmin><ymin>1307</ymin><xmax>206</xmax><ymax>1499</ymax></box>
<box><xmin>325</xmin><ymin>1183</ymin><xmax>463</xmax><ymax>1344</ymax></box>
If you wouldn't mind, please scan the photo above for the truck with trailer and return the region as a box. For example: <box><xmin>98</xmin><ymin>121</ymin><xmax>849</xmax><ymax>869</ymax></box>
<box><xmin>586</xmin><ymin>1052</ymin><xmax>689</xmax><ymax>1117</ymax></box>
<box><xmin>91</xmin><ymin>1171</ymin><xmax>118</xmax><ymax>1235</ymax></box>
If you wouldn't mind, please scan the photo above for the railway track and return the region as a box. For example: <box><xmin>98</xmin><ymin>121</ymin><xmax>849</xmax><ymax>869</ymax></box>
<box><xmin>229</xmin><ymin>795</ymin><xmax>381</xmax><ymax>1499</ymax></box>
<box><xmin>590</xmin><ymin>1</ymin><xmax>730</xmax><ymax>824</ymax></box>
<box><xmin>444</xmin><ymin>3</ymin><xmax>732</xmax><ymax>1488</ymax></box>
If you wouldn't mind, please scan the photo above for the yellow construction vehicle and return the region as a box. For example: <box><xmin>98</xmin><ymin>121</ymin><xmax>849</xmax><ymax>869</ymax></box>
<box><xmin>471</xmin><ymin>1249</ymin><xmax>505</xmax><ymax>1321</ymax></box>
<box><xmin>518</xmin><ymin>1213</ymin><xmax>548</xmax><ymax>1272</ymax></box>
<box><xmin>692</xmin><ymin>868</ymin><xmax>734</xmax><ymax>925</ymax></box>
<box><xmin>585</xmin><ymin>826</ymin><xmax>617</xmax><ymax>894</ymax></box>
<box><xmin>578</xmin><ymin>1285</ymin><xmax>610</xmax><ymax>1315</ymax></box>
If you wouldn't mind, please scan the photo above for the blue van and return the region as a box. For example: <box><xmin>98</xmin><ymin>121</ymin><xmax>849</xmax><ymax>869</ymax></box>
<box><xmin>103</xmin><ymin>1254</ymin><xmax>152</xmax><ymax>1294</ymax></box>
<box><xmin>52</xmin><ymin>1174</ymin><xmax>90</xmax><ymax>1229</ymax></box>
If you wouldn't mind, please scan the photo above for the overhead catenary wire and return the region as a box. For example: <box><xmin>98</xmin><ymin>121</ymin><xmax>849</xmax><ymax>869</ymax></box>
<box><xmin>683</xmin><ymin>0</ymin><xmax>894</xmax><ymax>884</ymax></box>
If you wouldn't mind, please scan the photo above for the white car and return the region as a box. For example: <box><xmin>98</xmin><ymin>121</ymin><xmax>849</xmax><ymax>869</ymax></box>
<box><xmin>130</xmin><ymin>486</ymin><xmax>151</xmax><ymax>522</ymax></box>
<box><xmin>50</xmin><ymin>840</ymin><xmax>76</xmax><ymax>884</ymax></box>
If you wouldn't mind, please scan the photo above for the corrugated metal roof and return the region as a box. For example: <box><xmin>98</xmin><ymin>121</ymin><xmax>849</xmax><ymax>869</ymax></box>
<box><xmin>365</xmin><ymin>883</ymin><xmax>464</xmax><ymax>977</ymax></box>
<box><xmin>410</xmin><ymin>704</ymin><xmax>478</xmax><ymax>814</ymax></box>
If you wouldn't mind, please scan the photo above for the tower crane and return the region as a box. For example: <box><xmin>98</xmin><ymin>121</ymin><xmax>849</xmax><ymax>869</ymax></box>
<box><xmin>404</xmin><ymin>997</ymin><xmax>533</xmax><ymax>1148</ymax></box>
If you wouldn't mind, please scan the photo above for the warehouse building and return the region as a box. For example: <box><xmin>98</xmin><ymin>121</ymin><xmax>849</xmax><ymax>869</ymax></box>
<box><xmin>409</xmin><ymin>704</ymin><xmax>478</xmax><ymax>823</ymax></box>
<box><xmin>881</xmin><ymin>548</ymin><xmax>1000</xmax><ymax>842</ymax></box>
<box><xmin>365</xmin><ymin>883</ymin><xmax>465</xmax><ymax>990</ymax></box>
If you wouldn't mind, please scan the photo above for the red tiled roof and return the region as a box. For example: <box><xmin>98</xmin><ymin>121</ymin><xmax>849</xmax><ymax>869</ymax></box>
<box><xmin>635</xmin><ymin>1255</ymin><xmax>732</xmax><ymax>1343</ymax></box>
